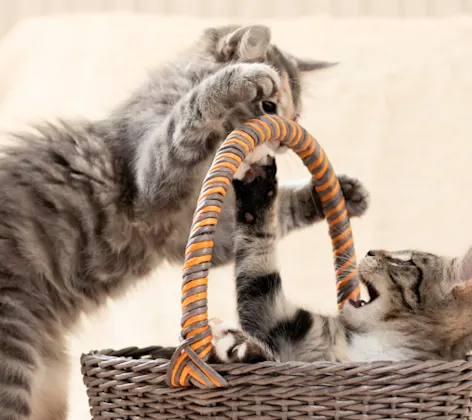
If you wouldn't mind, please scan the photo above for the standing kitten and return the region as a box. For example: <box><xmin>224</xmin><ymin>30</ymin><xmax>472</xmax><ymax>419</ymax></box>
<box><xmin>0</xmin><ymin>25</ymin><xmax>369</xmax><ymax>420</ymax></box>
<box><xmin>209</xmin><ymin>156</ymin><xmax>472</xmax><ymax>364</ymax></box>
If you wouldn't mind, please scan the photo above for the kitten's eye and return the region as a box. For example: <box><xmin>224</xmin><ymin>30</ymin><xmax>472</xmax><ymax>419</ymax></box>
<box><xmin>261</xmin><ymin>101</ymin><xmax>277</xmax><ymax>114</ymax></box>
<box><xmin>389</xmin><ymin>259</ymin><xmax>413</xmax><ymax>267</ymax></box>
<box><xmin>389</xmin><ymin>251</ymin><xmax>414</xmax><ymax>266</ymax></box>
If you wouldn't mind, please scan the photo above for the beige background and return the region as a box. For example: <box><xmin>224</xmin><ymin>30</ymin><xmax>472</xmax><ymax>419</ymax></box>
<box><xmin>2</xmin><ymin>0</ymin><xmax>472</xmax><ymax>38</ymax></box>
<box><xmin>1</xmin><ymin>9</ymin><xmax>472</xmax><ymax>420</ymax></box>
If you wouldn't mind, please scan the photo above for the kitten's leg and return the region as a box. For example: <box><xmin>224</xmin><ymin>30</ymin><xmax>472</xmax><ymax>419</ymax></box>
<box><xmin>135</xmin><ymin>63</ymin><xmax>280</xmax><ymax>209</ymax></box>
<box><xmin>232</xmin><ymin>157</ymin><xmax>317</xmax><ymax>355</ymax></box>
<box><xmin>30</xmin><ymin>347</ymin><xmax>69</xmax><ymax>420</ymax></box>
<box><xmin>277</xmin><ymin>175</ymin><xmax>369</xmax><ymax>236</ymax></box>
<box><xmin>232</xmin><ymin>157</ymin><xmax>296</xmax><ymax>341</ymax></box>
<box><xmin>0</xmin><ymin>296</ymin><xmax>40</xmax><ymax>420</ymax></box>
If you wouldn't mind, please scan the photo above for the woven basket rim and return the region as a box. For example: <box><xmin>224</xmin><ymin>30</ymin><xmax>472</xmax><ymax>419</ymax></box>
<box><xmin>81</xmin><ymin>347</ymin><xmax>472</xmax><ymax>370</ymax></box>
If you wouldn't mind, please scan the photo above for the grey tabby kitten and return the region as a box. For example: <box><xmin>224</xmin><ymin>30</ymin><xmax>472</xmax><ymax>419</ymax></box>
<box><xmin>205</xmin><ymin>156</ymin><xmax>472</xmax><ymax>365</ymax></box>
<box><xmin>0</xmin><ymin>25</ymin><xmax>369</xmax><ymax>420</ymax></box>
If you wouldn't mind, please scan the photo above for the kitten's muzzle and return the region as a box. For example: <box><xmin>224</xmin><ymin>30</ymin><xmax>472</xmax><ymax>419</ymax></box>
<box><xmin>349</xmin><ymin>269</ymin><xmax>380</xmax><ymax>308</ymax></box>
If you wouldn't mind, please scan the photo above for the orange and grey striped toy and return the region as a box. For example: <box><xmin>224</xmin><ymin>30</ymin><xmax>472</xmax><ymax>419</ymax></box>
<box><xmin>167</xmin><ymin>114</ymin><xmax>359</xmax><ymax>389</ymax></box>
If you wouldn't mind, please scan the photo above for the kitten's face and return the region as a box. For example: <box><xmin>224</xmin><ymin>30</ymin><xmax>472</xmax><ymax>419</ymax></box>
<box><xmin>345</xmin><ymin>250</ymin><xmax>446</xmax><ymax>320</ymax></box>
<box><xmin>343</xmin><ymin>248</ymin><xmax>472</xmax><ymax>359</ymax></box>
<box><xmin>203</xmin><ymin>24</ymin><xmax>334</xmax><ymax>122</ymax></box>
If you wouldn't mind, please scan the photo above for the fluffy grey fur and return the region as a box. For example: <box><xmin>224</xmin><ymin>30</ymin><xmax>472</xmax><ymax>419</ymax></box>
<box><xmin>207</xmin><ymin>157</ymin><xmax>472</xmax><ymax>366</ymax></box>
<box><xmin>0</xmin><ymin>25</ymin><xmax>370</xmax><ymax>420</ymax></box>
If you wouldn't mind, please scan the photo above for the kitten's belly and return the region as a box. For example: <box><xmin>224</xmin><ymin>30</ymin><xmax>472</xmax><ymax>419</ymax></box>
<box><xmin>348</xmin><ymin>330</ymin><xmax>418</xmax><ymax>362</ymax></box>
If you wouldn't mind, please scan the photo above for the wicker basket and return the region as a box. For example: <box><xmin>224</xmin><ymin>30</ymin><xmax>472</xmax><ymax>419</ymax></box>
<box><xmin>81</xmin><ymin>116</ymin><xmax>472</xmax><ymax>419</ymax></box>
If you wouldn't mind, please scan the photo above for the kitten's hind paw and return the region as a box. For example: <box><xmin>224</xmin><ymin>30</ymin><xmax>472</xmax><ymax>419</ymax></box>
<box><xmin>209</xmin><ymin>318</ymin><xmax>268</xmax><ymax>364</ymax></box>
<box><xmin>209</xmin><ymin>318</ymin><xmax>247</xmax><ymax>363</ymax></box>
<box><xmin>338</xmin><ymin>175</ymin><xmax>369</xmax><ymax>218</ymax></box>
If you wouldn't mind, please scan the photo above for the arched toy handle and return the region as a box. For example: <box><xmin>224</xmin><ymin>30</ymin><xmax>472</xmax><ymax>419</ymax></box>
<box><xmin>167</xmin><ymin>115</ymin><xmax>359</xmax><ymax>389</ymax></box>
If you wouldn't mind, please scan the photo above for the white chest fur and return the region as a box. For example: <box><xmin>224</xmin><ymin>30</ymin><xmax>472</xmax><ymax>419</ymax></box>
<box><xmin>347</xmin><ymin>329</ymin><xmax>418</xmax><ymax>362</ymax></box>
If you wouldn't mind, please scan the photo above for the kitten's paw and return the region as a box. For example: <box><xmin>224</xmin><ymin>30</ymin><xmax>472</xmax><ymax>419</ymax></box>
<box><xmin>233</xmin><ymin>63</ymin><xmax>280</xmax><ymax>103</ymax></box>
<box><xmin>233</xmin><ymin>144</ymin><xmax>275</xmax><ymax>181</ymax></box>
<box><xmin>209</xmin><ymin>319</ymin><xmax>249</xmax><ymax>363</ymax></box>
<box><xmin>338</xmin><ymin>175</ymin><xmax>369</xmax><ymax>218</ymax></box>
<box><xmin>232</xmin><ymin>156</ymin><xmax>278</xmax><ymax>220</ymax></box>
<box><xmin>209</xmin><ymin>319</ymin><xmax>267</xmax><ymax>364</ymax></box>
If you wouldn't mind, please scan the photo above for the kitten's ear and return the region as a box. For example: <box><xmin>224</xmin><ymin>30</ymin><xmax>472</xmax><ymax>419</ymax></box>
<box><xmin>295</xmin><ymin>57</ymin><xmax>338</xmax><ymax>72</ymax></box>
<box><xmin>451</xmin><ymin>247</ymin><xmax>472</xmax><ymax>298</ymax></box>
<box><xmin>220</xmin><ymin>25</ymin><xmax>271</xmax><ymax>60</ymax></box>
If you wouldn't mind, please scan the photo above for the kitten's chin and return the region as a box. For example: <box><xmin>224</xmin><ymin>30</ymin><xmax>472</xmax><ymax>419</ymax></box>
<box><xmin>341</xmin><ymin>297</ymin><xmax>383</xmax><ymax>330</ymax></box>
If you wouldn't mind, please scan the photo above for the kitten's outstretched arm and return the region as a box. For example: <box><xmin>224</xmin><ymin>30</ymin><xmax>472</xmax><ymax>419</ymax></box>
<box><xmin>230</xmin><ymin>157</ymin><xmax>348</xmax><ymax>363</ymax></box>
<box><xmin>277</xmin><ymin>175</ymin><xmax>368</xmax><ymax>236</ymax></box>
<box><xmin>232</xmin><ymin>156</ymin><xmax>310</xmax><ymax>347</ymax></box>
<box><xmin>134</xmin><ymin>63</ymin><xmax>280</xmax><ymax>209</ymax></box>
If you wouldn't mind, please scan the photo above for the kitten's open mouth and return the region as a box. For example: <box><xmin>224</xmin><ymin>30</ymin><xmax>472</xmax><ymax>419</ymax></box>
<box><xmin>349</xmin><ymin>275</ymin><xmax>379</xmax><ymax>308</ymax></box>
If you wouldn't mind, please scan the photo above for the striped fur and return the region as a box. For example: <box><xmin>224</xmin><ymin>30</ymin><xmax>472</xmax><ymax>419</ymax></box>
<box><xmin>208</xmin><ymin>157</ymin><xmax>472</xmax><ymax>365</ymax></box>
<box><xmin>0</xmin><ymin>25</ymin><xmax>369</xmax><ymax>418</ymax></box>
<box><xmin>230</xmin><ymin>157</ymin><xmax>350</xmax><ymax>363</ymax></box>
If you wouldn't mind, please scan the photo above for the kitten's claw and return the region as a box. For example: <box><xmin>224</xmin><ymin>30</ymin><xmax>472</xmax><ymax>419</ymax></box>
<box><xmin>233</xmin><ymin>145</ymin><xmax>275</xmax><ymax>181</ymax></box>
<box><xmin>338</xmin><ymin>175</ymin><xmax>369</xmax><ymax>218</ymax></box>
<box><xmin>241</xmin><ymin>156</ymin><xmax>275</xmax><ymax>184</ymax></box>
<box><xmin>233</xmin><ymin>154</ymin><xmax>276</xmax><ymax>184</ymax></box>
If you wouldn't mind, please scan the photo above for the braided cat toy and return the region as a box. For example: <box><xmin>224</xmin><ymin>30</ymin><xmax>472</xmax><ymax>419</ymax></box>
<box><xmin>168</xmin><ymin>115</ymin><xmax>359</xmax><ymax>388</ymax></box>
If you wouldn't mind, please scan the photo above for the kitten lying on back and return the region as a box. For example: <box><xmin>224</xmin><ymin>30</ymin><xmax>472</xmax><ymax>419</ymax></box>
<box><xmin>0</xmin><ymin>25</ymin><xmax>370</xmax><ymax>420</ymax></box>
<box><xmin>199</xmin><ymin>156</ymin><xmax>472</xmax><ymax>364</ymax></box>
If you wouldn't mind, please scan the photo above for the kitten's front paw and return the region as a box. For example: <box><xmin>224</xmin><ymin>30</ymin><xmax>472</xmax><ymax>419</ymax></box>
<box><xmin>232</xmin><ymin>155</ymin><xmax>278</xmax><ymax>221</ymax></box>
<box><xmin>338</xmin><ymin>175</ymin><xmax>369</xmax><ymax>218</ymax></box>
<box><xmin>232</xmin><ymin>63</ymin><xmax>280</xmax><ymax>103</ymax></box>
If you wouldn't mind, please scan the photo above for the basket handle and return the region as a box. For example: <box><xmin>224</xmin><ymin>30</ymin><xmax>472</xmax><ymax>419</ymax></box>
<box><xmin>167</xmin><ymin>115</ymin><xmax>359</xmax><ymax>389</ymax></box>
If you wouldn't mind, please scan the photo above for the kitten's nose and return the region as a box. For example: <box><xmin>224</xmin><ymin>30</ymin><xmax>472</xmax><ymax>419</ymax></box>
<box><xmin>366</xmin><ymin>250</ymin><xmax>391</xmax><ymax>258</ymax></box>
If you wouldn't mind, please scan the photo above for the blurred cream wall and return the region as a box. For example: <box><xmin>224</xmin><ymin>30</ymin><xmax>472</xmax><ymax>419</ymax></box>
<box><xmin>1</xmin><ymin>0</ymin><xmax>472</xmax><ymax>39</ymax></box>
